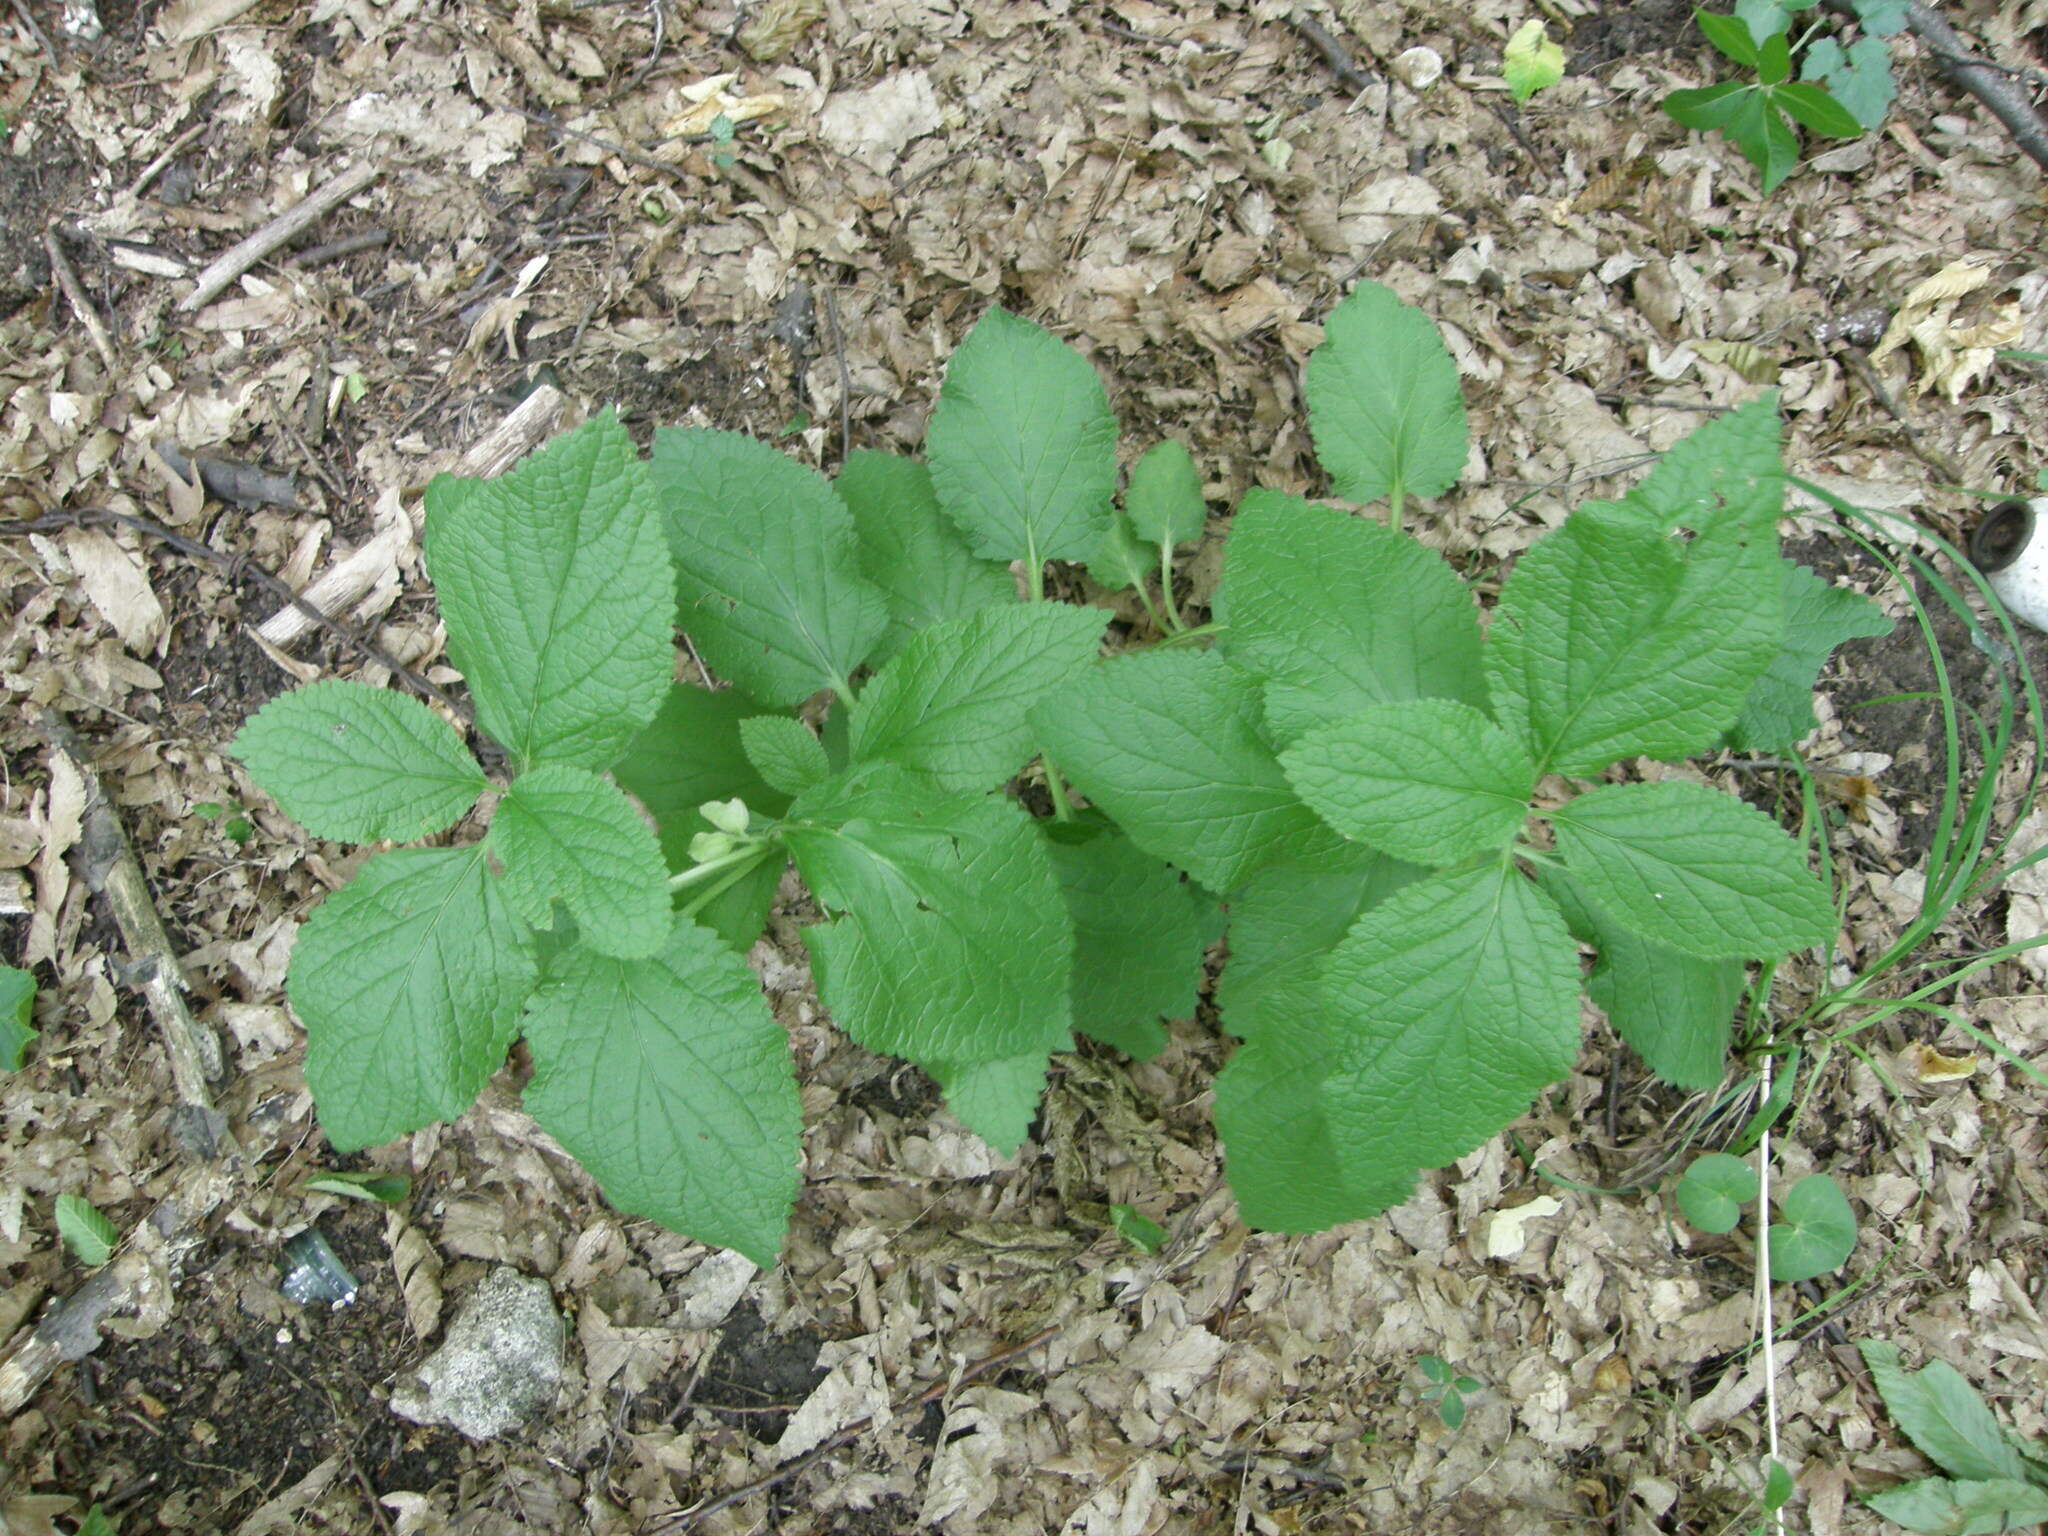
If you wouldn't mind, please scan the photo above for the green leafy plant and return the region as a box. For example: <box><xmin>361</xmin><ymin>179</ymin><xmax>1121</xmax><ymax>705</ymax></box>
<box><xmin>1674</xmin><ymin>1152</ymin><xmax>1857</xmax><ymax>1282</ymax></box>
<box><xmin>234</xmin><ymin>283</ymin><xmax>1885</xmax><ymax>1265</ymax></box>
<box><xmin>1858</xmin><ymin>1340</ymin><xmax>2048</xmax><ymax>1532</ymax></box>
<box><xmin>191</xmin><ymin>799</ymin><xmax>254</xmax><ymax>844</ymax></box>
<box><xmin>1109</xmin><ymin>1204</ymin><xmax>1167</xmax><ymax>1254</ymax></box>
<box><xmin>0</xmin><ymin>964</ymin><xmax>34</xmax><ymax>1073</ymax></box>
<box><xmin>1415</xmin><ymin>1355</ymin><xmax>1484</xmax><ymax>1430</ymax></box>
<box><xmin>1504</xmin><ymin>19</ymin><xmax>1565</xmax><ymax>104</ymax></box>
<box><xmin>54</xmin><ymin>1194</ymin><xmax>117</xmax><ymax>1268</ymax></box>
<box><xmin>1665</xmin><ymin>0</ymin><xmax>1905</xmax><ymax>194</ymax></box>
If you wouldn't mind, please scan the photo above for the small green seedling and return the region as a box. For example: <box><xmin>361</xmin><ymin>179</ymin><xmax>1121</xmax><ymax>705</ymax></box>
<box><xmin>1109</xmin><ymin>1204</ymin><xmax>1167</xmax><ymax>1254</ymax></box>
<box><xmin>303</xmin><ymin>1170</ymin><xmax>412</xmax><ymax>1204</ymax></box>
<box><xmin>1504</xmin><ymin>19</ymin><xmax>1564</xmax><ymax>104</ymax></box>
<box><xmin>1675</xmin><ymin>1153</ymin><xmax>1858</xmax><ymax>1282</ymax></box>
<box><xmin>234</xmin><ymin>281</ymin><xmax>1885</xmax><ymax>1265</ymax></box>
<box><xmin>55</xmin><ymin>1194</ymin><xmax>118</xmax><ymax>1268</ymax></box>
<box><xmin>0</xmin><ymin>964</ymin><xmax>35</xmax><ymax>1073</ymax></box>
<box><xmin>1416</xmin><ymin>1355</ymin><xmax>1483</xmax><ymax>1430</ymax></box>
<box><xmin>192</xmin><ymin>800</ymin><xmax>254</xmax><ymax>844</ymax></box>
<box><xmin>78</xmin><ymin>1506</ymin><xmax>120</xmax><ymax>1536</ymax></box>
<box><xmin>1858</xmin><ymin>1340</ymin><xmax>2048</xmax><ymax>1532</ymax></box>
<box><xmin>1665</xmin><ymin>0</ymin><xmax>1904</xmax><ymax>194</ymax></box>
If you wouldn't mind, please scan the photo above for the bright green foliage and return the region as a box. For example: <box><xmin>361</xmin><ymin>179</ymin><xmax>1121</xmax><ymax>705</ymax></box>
<box><xmin>0</xmin><ymin>964</ymin><xmax>34</xmax><ymax>1072</ymax></box>
<box><xmin>1280</xmin><ymin>701</ymin><xmax>1534</xmax><ymax>866</ymax></box>
<box><xmin>1550</xmin><ymin>783</ymin><xmax>1836</xmax><ymax>959</ymax></box>
<box><xmin>835</xmin><ymin>450</ymin><xmax>1013</xmax><ymax>667</ymax></box>
<box><xmin>231</xmin><ymin>681</ymin><xmax>485</xmax><ymax>843</ymax></box>
<box><xmin>289</xmin><ymin>847</ymin><xmax>537</xmax><ymax>1152</ymax></box>
<box><xmin>1416</xmin><ymin>1355</ymin><xmax>1484</xmax><ymax>1431</ymax></box>
<box><xmin>786</xmin><ymin>766</ymin><xmax>1073</xmax><ymax>1151</ymax></box>
<box><xmin>650</xmin><ymin>426</ymin><xmax>888</xmax><ymax>703</ymax></box>
<box><xmin>1767</xmin><ymin>1171</ymin><xmax>1858</xmax><ymax>1281</ymax></box>
<box><xmin>926</xmin><ymin>306</ymin><xmax>1119</xmax><ymax>570</ymax></box>
<box><xmin>1484</xmin><ymin>505</ymin><xmax>1780</xmax><ymax>776</ymax></box>
<box><xmin>739</xmin><ymin>715</ymin><xmax>830</xmax><ymax>798</ymax></box>
<box><xmin>1543</xmin><ymin>871</ymin><xmax>1743</xmax><ymax>1089</ymax></box>
<box><xmin>1305</xmin><ymin>281</ymin><xmax>1467</xmax><ymax>508</ymax></box>
<box><xmin>1730</xmin><ymin>561</ymin><xmax>1893</xmax><ymax>750</ymax></box>
<box><xmin>1666</xmin><ymin>2</ymin><xmax>1891</xmax><ymax>193</ymax></box>
<box><xmin>612</xmin><ymin>683</ymin><xmax>792</xmax><ymax>950</ymax></box>
<box><xmin>1503</xmin><ymin>19</ymin><xmax>1564</xmax><ymax>103</ymax></box>
<box><xmin>55</xmin><ymin>1192</ymin><xmax>118</xmax><ymax>1267</ymax></box>
<box><xmin>1674</xmin><ymin>1152</ymin><xmax>1760</xmax><ymax>1233</ymax></box>
<box><xmin>1214</xmin><ymin>490</ymin><xmax>1484</xmax><ymax>744</ymax></box>
<box><xmin>426</xmin><ymin>411</ymin><xmax>673</xmax><ymax>770</ymax></box>
<box><xmin>493</xmin><ymin>765</ymin><xmax>671</xmax><ymax>958</ymax></box>
<box><xmin>1046</xmin><ymin>823</ymin><xmax>1215</xmax><ymax>1060</ymax></box>
<box><xmin>1110</xmin><ymin>1203</ymin><xmax>1167</xmax><ymax>1254</ymax></box>
<box><xmin>78</xmin><ymin>1505</ymin><xmax>119</xmax><ymax>1536</ymax></box>
<box><xmin>1858</xmin><ymin>1338</ymin><xmax>2048</xmax><ymax>1534</ymax></box>
<box><xmin>233</xmin><ymin>281</ymin><xmax>1886</xmax><ymax>1265</ymax></box>
<box><xmin>1029</xmin><ymin>649</ymin><xmax>1341</xmax><ymax>894</ymax></box>
<box><xmin>1124</xmin><ymin>440</ymin><xmax>1207</xmax><ymax>547</ymax></box>
<box><xmin>848</xmin><ymin>606</ymin><xmax>1105</xmax><ymax>791</ymax></box>
<box><xmin>522</xmin><ymin>918</ymin><xmax>800</xmax><ymax>1268</ymax></box>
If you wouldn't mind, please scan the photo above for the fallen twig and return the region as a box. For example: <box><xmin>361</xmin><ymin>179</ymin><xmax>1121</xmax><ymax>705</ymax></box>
<box><xmin>652</xmin><ymin>1324</ymin><xmax>1062</xmax><ymax>1531</ymax></box>
<box><xmin>288</xmin><ymin>227</ymin><xmax>390</xmax><ymax>268</ymax></box>
<box><xmin>179</xmin><ymin>162</ymin><xmax>380</xmax><ymax>313</ymax></box>
<box><xmin>255</xmin><ymin>384</ymin><xmax>567</xmax><ymax>648</ymax></box>
<box><xmin>6</xmin><ymin>0</ymin><xmax>56</xmax><ymax>59</ymax></box>
<box><xmin>1901</xmin><ymin>0</ymin><xmax>2048</xmax><ymax>172</ymax></box>
<box><xmin>1287</xmin><ymin>11</ymin><xmax>1372</xmax><ymax>95</ymax></box>
<box><xmin>43</xmin><ymin>228</ymin><xmax>119</xmax><ymax>371</ymax></box>
<box><xmin>124</xmin><ymin>120</ymin><xmax>207</xmax><ymax>201</ymax></box>
<box><xmin>35</xmin><ymin>711</ymin><xmax>227</xmax><ymax>1158</ymax></box>
<box><xmin>155</xmin><ymin>441</ymin><xmax>303</xmax><ymax>510</ymax></box>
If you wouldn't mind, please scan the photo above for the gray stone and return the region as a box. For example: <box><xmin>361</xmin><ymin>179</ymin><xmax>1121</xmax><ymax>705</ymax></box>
<box><xmin>388</xmin><ymin>1267</ymin><xmax>563</xmax><ymax>1441</ymax></box>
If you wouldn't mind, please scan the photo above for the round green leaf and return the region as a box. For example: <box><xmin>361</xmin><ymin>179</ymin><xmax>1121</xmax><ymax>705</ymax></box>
<box><xmin>1675</xmin><ymin>1152</ymin><xmax>1759</xmax><ymax>1234</ymax></box>
<box><xmin>1768</xmin><ymin>1172</ymin><xmax>1857</xmax><ymax>1282</ymax></box>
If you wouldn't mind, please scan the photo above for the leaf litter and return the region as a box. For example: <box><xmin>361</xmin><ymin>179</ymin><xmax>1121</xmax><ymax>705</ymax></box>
<box><xmin>3</xmin><ymin>0</ymin><xmax>2048</xmax><ymax>1532</ymax></box>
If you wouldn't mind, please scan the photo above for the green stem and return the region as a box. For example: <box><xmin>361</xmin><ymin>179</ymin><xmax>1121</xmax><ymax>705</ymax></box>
<box><xmin>1041</xmin><ymin>750</ymin><xmax>1075</xmax><ymax>821</ymax></box>
<box><xmin>1026</xmin><ymin>533</ymin><xmax>1045</xmax><ymax>602</ymax></box>
<box><xmin>679</xmin><ymin>847</ymin><xmax>776</xmax><ymax>920</ymax></box>
<box><xmin>667</xmin><ymin>844</ymin><xmax>764</xmax><ymax>893</ymax></box>
<box><xmin>1157</xmin><ymin>540</ymin><xmax>1184</xmax><ymax>632</ymax></box>
<box><xmin>1388</xmin><ymin>485</ymin><xmax>1406</xmax><ymax>536</ymax></box>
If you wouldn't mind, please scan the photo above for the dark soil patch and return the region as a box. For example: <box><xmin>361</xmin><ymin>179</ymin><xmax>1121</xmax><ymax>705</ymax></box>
<box><xmin>0</xmin><ymin>126</ymin><xmax>92</xmax><ymax>322</ymax></box>
<box><xmin>45</xmin><ymin>1201</ymin><xmax>457</xmax><ymax>1532</ymax></box>
<box><xmin>693</xmin><ymin>1301</ymin><xmax>828</xmax><ymax>1445</ymax></box>
<box><xmin>1570</xmin><ymin>0</ymin><xmax>1697</xmax><ymax>71</ymax></box>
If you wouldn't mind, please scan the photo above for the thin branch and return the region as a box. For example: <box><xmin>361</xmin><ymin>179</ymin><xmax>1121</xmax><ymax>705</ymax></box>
<box><xmin>43</xmin><ymin>228</ymin><xmax>119</xmax><ymax>371</ymax></box>
<box><xmin>1286</xmin><ymin>11</ymin><xmax>1372</xmax><ymax>95</ymax></box>
<box><xmin>179</xmin><ymin>163</ymin><xmax>380</xmax><ymax>312</ymax></box>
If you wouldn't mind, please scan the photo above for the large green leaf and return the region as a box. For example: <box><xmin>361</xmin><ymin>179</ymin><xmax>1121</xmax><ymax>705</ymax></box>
<box><xmin>425</xmin><ymin>413</ymin><xmax>674</xmax><ymax>772</ymax></box>
<box><xmin>1046</xmin><ymin>823</ymin><xmax>1215</xmax><ymax>1060</ymax></box>
<box><xmin>1280</xmin><ymin>700</ymin><xmax>1534</xmax><ymax>866</ymax></box>
<box><xmin>1311</xmin><ymin>864</ymin><xmax>1584</xmax><ymax>1189</ymax></box>
<box><xmin>1729</xmin><ymin>559</ymin><xmax>1893</xmax><ymax>751</ymax></box>
<box><xmin>835</xmin><ymin>450</ymin><xmax>1012</xmax><ymax>667</ymax></box>
<box><xmin>610</xmin><ymin>683</ymin><xmax>792</xmax><ymax>952</ymax></box>
<box><xmin>493</xmin><ymin>765</ymin><xmax>671</xmax><ymax>960</ymax></box>
<box><xmin>1625</xmin><ymin>395</ymin><xmax>1785</xmax><ymax>537</ymax></box>
<box><xmin>1214</xmin><ymin>846</ymin><xmax>1422</xmax><ymax>1042</ymax></box>
<box><xmin>0</xmin><ymin>965</ymin><xmax>36</xmax><ymax>1073</ymax></box>
<box><xmin>1213</xmin><ymin>491</ymin><xmax>1484</xmax><ymax>744</ymax></box>
<box><xmin>1124</xmin><ymin>440</ymin><xmax>1207</xmax><ymax>548</ymax></box>
<box><xmin>1214</xmin><ymin>970</ymin><xmax>1419</xmax><ymax>1232</ymax></box>
<box><xmin>650</xmin><ymin>427</ymin><xmax>889</xmax><ymax>704</ymax></box>
<box><xmin>233</xmin><ymin>680</ymin><xmax>485</xmax><ymax>844</ymax></box>
<box><xmin>848</xmin><ymin>605</ymin><xmax>1105</xmax><ymax>791</ymax></box>
<box><xmin>1484</xmin><ymin>503</ymin><xmax>1780</xmax><ymax>776</ymax></box>
<box><xmin>522</xmin><ymin>919</ymin><xmax>800</xmax><ymax>1267</ymax></box>
<box><xmin>1029</xmin><ymin>648</ymin><xmax>1341</xmax><ymax>894</ymax></box>
<box><xmin>925</xmin><ymin>307</ymin><xmax>1120</xmax><ymax>569</ymax></box>
<box><xmin>1550</xmin><ymin>782</ymin><xmax>1835</xmax><ymax>959</ymax></box>
<box><xmin>1305</xmin><ymin>280</ymin><xmax>1468</xmax><ymax>506</ymax></box>
<box><xmin>785</xmin><ymin>766</ymin><xmax>1072</xmax><ymax>1151</ymax></box>
<box><xmin>1858</xmin><ymin>1342</ymin><xmax>2035</xmax><ymax>1485</ymax></box>
<box><xmin>289</xmin><ymin>847</ymin><xmax>537</xmax><ymax>1151</ymax></box>
<box><xmin>1540</xmin><ymin>869</ymin><xmax>1742</xmax><ymax>1090</ymax></box>
<box><xmin>1864</xmin><ymin>1478</ymin><xmax>2048</xmax><ymax>1536</ymax></box>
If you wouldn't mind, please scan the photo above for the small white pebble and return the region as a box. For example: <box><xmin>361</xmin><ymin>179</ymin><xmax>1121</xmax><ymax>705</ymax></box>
<box><xmin>1392</xmin><ymin>46</ymin><xmax>1444</xmax><ymax>91</ymax></box>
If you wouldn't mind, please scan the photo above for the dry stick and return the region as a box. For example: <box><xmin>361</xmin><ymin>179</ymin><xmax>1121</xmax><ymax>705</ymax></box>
<box><xmin>289</xmin><ymin>227</ymin><xmax>390</xmax><ymax>268</ymax></box>
<box><xmin>124</xmin><ymin>120</ymin><xmax>207</xmax><ymax>200</ymax></box>
<box><xmin>653</xmin><ymin>1324</ymin><xmax>1062</xmax><ymax>1531</ymax></box>
<box><xmin>1286</xmin><ymin>10</ymin><xmax>1372</xmax><ymax>94</ymax></box>
<box><xmin>179</xmin><ymin>162</ymin><xmax>380</xmax><ymax>312</ymax></box>
<box><xmin>35</xmin><ymin>710</ymin><xmax>227</xmax><ymax>1156</ymax></box>
<box><xmin>824</xmin><ymin>286</ymin><xmax>852</xmax><ymax>465</ymax></box>
<box><xmin>256</xmin><ymin>384</ymin><xmax>567</xmax><ymax>648</ymax></box>
<box><xmin>43</xmin><ymin>229</ymin><xmax>119</xmax><ymax>371</ymax></box>
<box><xmin>1838</xmin><ymin>345</ymin><xmax>1967</xmax><ymax>487</ymax></box>
<box><xmin>1894</xmin><ymin>0</ymin><xmax>2048</xmax><ymax>173</ymax></box>
<box><xmin>0</xmin><ymin>1164</ymin><xmax>232</xmax><ymax>1416</ymax></box>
